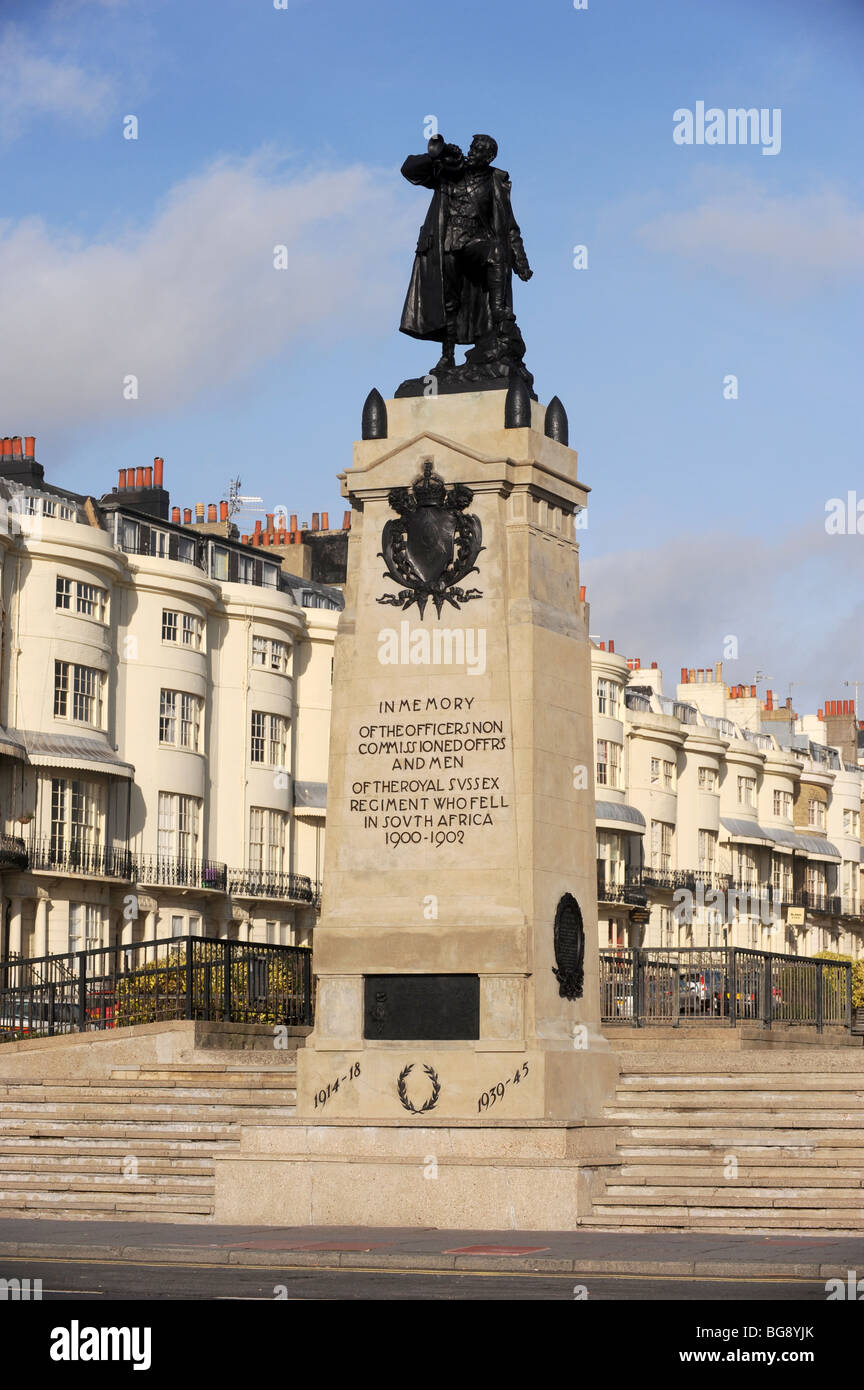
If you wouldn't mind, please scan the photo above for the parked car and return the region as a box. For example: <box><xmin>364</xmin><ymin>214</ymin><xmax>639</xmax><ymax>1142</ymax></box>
<box><xmin>679</xmin><ymin>971</ymin><xmax>711</xmax><ymax>1014</ymax></box>
<box><xmin>0</xmin><ymin>997</ymin><xmax>75</xmax><ymax>1037</ymax></box>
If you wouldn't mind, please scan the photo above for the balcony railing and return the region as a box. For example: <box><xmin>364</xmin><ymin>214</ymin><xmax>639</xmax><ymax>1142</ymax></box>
<box><xmin>0</xmin><ymin>834</ymin><xmax>28</xmax><ymax>870</ymax></box>
<box><xmin>597</xmin><ymin>866</ymin><xmax>647</xmax><ymax>906</ymax></box>
<box><xmin>29</xmin><ymin>838</ymin><xmax>132</xmax><ymax>880</ymax></box>
<box><xmin>227</xmin><ymin>868</ymin><xmax>314</xmax><ymax>903</ymax></box>
<box><xmin>793</xmin><ymin>889</ymin><xmax>841</xmax><ymax>915</ymax></box>
<box><xmin>135</xmin><ymin>855</ymin><xmax>227</xmax><ymax>892</ymax></box>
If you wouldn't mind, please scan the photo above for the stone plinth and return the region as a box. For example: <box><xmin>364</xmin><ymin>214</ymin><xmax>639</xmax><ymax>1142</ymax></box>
<box><xmin>297</xmin><ymin>390</ymin><xmax>617</xmax><ymax>1128</ymax></box>
<box><xmin>213</xmin><ymin>1118</ymin><xmax>619</xmax><ymax>1230</ymax></box>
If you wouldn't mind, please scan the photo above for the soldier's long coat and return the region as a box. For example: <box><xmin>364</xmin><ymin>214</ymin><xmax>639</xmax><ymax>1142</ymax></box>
<box><xmin>399</xmin><ymin>153</ymin><xmax>526</xmax><ymax>344</ymax></box>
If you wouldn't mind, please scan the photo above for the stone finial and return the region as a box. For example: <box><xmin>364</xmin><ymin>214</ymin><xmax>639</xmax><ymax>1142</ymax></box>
<box><xmin>544</xmin><ymin>395</ymin><xmax>568</xmax><ymax>445</ymax></box>
<box><xmin>361</xmin><ymin>388</ymin><xmax>387</xmax><ymax>440</ymax></box>
<box><xmin>504</xmin><ymin>375</ymin><xmax>532</xmax><ymax>429</ymax></box>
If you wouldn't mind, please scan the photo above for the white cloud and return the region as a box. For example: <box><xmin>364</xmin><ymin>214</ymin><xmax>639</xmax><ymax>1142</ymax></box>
<box><xmin>637</xmin><ymin>184</ymin><xmax>864</xmax><ymax>291</ymax></box>
<box><xmin>583</xmin><ymin>523</ymin><xmax>864</xmax><ymax>711</ymax></box>
<box><xmin>0</xmin><ymin>28</ymin><xmax>113</xmax><ymax>142</ymax></box>
<box><xmin>0</xmin><ymin>153</ymin><xmax>414</xmax><ymax>428</ymax></box>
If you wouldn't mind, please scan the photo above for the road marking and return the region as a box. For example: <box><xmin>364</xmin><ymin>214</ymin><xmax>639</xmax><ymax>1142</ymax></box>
<box><xmin>0</xmin><ymin>1256</ymin><xmax>827</xmax><ymax>1286</ymax></box>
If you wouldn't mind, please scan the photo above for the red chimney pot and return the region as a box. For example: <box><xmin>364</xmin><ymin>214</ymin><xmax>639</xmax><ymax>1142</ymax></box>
<box><xmin>153</xmin><ymin>457</ymin><xmax>164</xmax><ymax>487</ymax></box>
<box><xmin>24</xmin><ymin>437</ymin><xmax>35</xmax><ymax>460</ymax></box>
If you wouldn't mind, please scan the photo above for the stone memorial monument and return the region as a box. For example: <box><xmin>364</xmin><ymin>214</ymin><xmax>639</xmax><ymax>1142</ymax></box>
<box><xmin>218</xmin><ymin>132</ymin><xmax>619</xmax><ymax>1229</ymax></box>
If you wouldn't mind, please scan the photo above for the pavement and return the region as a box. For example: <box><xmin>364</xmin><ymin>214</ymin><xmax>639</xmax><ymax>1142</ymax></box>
<box><xmin>0</xmin><ymin>1219</ymin><xmax>863</xmax><ymax>1278</ymax></box>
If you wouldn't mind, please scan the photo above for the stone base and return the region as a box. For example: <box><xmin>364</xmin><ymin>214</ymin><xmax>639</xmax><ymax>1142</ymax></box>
<box><xmin>212</xmin><ymin>1118</ymin><xmax>619</xmax><ymax>1229</ymax></box>
<box><xmin>296</xmin><ymin>1040</ymin><xmax>618</xmax><ymax>1123</ymax></box>
<box><xmin>394</xmin><ymin>358</ymin><xmax>535</xmax><ymax>399</ymax></box>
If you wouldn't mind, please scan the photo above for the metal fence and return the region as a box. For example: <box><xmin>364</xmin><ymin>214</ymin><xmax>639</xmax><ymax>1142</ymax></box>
<box><xmin>0</xmin><ymin>935</ymin><xmax>313</xmax><ymax>1041</ymax></box>
<box><xmin>600</xmin><ymin>947</ymin><xmax>852</xmax><ymax>1032</ymax></box>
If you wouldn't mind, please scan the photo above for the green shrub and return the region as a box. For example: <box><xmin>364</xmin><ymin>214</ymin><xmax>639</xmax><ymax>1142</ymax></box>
<box><xmin>814</xmin><ymin>951</ymin><xmax>864</xmax><ymax>1010</ymax></box>
<box><xmin>114</xmin><ymin>948</ymin><xmax>298</xmax><ymax>1027</ymax></box>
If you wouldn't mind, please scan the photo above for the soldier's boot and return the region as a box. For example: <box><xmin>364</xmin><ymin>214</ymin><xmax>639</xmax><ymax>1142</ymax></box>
<box><xmin>432</xmin><ymin>329</ymin><xmax>456</xmax><ymax>373</ymax></box>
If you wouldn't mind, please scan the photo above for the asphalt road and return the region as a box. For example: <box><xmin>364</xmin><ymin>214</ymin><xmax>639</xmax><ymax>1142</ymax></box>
<box><xmin>0</xmin><ymin>1257</ymin><xmax>835</xmax><ymax>1301</ymax></box>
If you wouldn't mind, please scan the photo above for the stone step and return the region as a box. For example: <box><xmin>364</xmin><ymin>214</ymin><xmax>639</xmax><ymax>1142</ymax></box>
<box><xmin>0</xmin><ymin>1172</ymin><xmax>212</xmax><ymax>1193</ymax></box>
<box><xmin>0</xmin><ymin>1190</ymin><xmax>214</xmax><ymax>1214</ymax></box>
<box><xmin>618</xmin><ymin>1073</ymin><xmax>864</xmax><ymax>1091</ymax></box>
<box><xmin>618</xmin><ymin>1143</ymin><xmax>864</xmax><ymax>1162</ymax></box>
<box><xmin>111</xmin><ymin>1066</ymin><xmax>297</xmax><ymax>1080</ymax></box>
<box><xmin>606</xmin><ymin>1109</ymin><xmax>864</xmax><ymax>1129</ymax></box>
<box><xmin>583</xmin><ymin>1206</ymin><xmax>864</xmax><ymax>1227</ymax></box>
<box><xmin>0</xmin><ymin>1086</ymin><xmax>297</xmax><ymax>1106</ymax></box>
<box><xmin>609</xmin><ymin>1091</ymin><xmax>864</xmax><ymax>1109</ymax></box>
<box><xmin>0</xmin><ymin>1122</ymin><xmax>240</xmax><ymax>1140</ymax></box>
<box><xmin>0</xmin><ymin>1103</ymin><xmax>296</xmax><ymax>1123</ymax></box>
<box><xmin>601</xmin><ymin>1185</ymin><xmax>864</xmax><ymax>1207</ymax></box>
<box><xmin>0</xmin><ymin>1156</ymin><xmax>213</xmax><ymax>1175</ymax></box>
<box><xmin>623</xmin><ymin>1129</ymin><xmax>864</xmax><ymax>1149</ymax></box>
<box><xmin>617</xmin><ymin>1163</ymin><xmax>864</xmax><ymax>1185</ymax></box>
<box><xmin>0</xmin><ymin>1137</ymin><xmax>234</xmax><ymax>1156</ymax></box>
<box><xmin>614</xmin><ymin>1051</ymin><xmax>864</xmax><ymax>1073</ymax></box>
<box><xmin>0</xmin><ymin>1205</ymin><xmax>210</xmax><ymax>1223</ymax></box>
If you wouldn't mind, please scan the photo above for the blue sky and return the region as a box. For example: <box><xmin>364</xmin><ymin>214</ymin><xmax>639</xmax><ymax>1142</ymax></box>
<box><xmin>2</xmin><ymin>0</ymin><xmax>863</xmax><ymax>712</ymax></box>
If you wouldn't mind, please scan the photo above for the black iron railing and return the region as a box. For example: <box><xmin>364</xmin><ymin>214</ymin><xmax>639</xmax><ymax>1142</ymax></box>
<box><xmin>600</xmin><ymin>946</ymin><xmax>851</xmax><ymax>1032</ymax></box>
<box><xmin>227</xmin><ymin>869</ymin><xmax>314</xmax><ymax>902</ymax></box>
<box><xmin>793</xmin><ymin>889</ymin><xmax>841</xmax><ymax>915</ymax></box>
<box><xmin>29</xmin><ymin>838</ymin><xmax>132</xmax><ymax>879</ymax></box>
<box><xmin>135</xmin><ymin>855</ymin><xmax>227</xmax><ymax>891</ymax></box>
<box><xmin>596</xmin><ymin>866</ymin><xmax>647</xmax><ymax>906</ymax></box>
<box><xmin>0</xmin><ymin>935</ymin><xmax>313</xmax><ymax>1041</ymax></box>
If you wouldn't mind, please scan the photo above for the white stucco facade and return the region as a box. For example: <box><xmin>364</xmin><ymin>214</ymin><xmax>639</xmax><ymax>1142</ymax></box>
<box><xmin>0</xmin><ymin>473</ymin><xmax>339</xmax><ymax>960</ymax></box>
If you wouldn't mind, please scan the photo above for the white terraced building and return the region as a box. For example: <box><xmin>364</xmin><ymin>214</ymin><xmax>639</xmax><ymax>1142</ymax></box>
<box><xmin>0</xmin><ymin>436</ymin><xmax>340</xmax><ymax>961</ymax></box>
<box><xmin>591</xmin><ymin>644</ymin><xmax>864</xmax><ymax>958</ymax></box>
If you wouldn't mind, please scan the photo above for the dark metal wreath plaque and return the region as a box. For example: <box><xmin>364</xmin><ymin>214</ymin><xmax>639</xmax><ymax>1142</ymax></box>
<box><xmin>396</xmin><ymin>1062</ymin><xmax>441</xmax><ymax>1114</ymax></box>
<box><xmin>377</xmin><ymin>460</ymin><xmax>483</xmax><ymax>617</ymax></box>
<box><xmin>553</xmin><ymin>892</ymin><xmax>585</xmax><ymax>1001</ymax></box>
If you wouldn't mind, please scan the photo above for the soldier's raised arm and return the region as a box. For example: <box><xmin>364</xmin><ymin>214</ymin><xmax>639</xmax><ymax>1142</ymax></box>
<box><xmin>401</xmin><ymin>136</ymin><xmax>463</xmax><ymax>188</ymax></box>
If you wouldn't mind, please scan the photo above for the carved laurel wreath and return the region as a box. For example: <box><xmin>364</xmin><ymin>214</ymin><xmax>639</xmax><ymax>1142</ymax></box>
<box><xmin>396</xmin><ymin>1063</ymin><xmax>441</xmax><ymax>1115</ymax></box>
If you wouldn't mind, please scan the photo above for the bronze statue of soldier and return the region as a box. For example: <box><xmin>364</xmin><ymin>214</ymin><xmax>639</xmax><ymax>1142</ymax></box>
<box><xmin>397</xmin><ymin>133</ymin><xmax>535</xmax><ymax>396</ymax></box>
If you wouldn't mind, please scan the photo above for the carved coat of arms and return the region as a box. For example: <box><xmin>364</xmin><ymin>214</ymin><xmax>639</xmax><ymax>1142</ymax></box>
<box><xmin>377</xmin><ymin>461</ymin><xmax>483</xmax><ymax>617</ymax></box>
